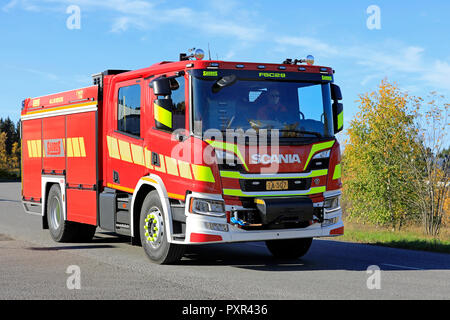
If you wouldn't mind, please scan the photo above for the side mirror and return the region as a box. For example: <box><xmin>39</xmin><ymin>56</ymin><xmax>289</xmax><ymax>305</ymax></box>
<box><xmin>333</xmin><ymin>102</ymin><xmax>343</xmax><ymax>134</ymax></box>
<box><xmin>152</xmin><ymin>78</ymin><xmax>172</xmax><ymax>96</ymax></box>
<box><xmin>331</xmin><ymin>84</ymin><xmax>342</xmax><ymax>101</ymax></box>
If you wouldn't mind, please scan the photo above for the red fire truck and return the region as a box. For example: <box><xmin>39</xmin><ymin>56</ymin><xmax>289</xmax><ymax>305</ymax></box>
<box><xmin>21</xmin><ymin>50</ymin><xmax>344</xmax><ymax>264</ymax></box>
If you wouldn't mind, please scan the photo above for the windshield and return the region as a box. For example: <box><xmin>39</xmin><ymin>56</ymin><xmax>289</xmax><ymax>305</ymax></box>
<box><xmin>192</xmin><ymin>73</ymin><xmax>334</xmax><ymax>139</ymax></box>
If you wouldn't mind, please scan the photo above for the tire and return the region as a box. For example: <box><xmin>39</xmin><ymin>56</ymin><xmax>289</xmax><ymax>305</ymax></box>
<box><xmin>139</xmin><ymin>190</ymin><xmax>185</xmax><ymax>264</ymax></box>
<box><xmin>265</xmin><ymin>237</ymin><xmax>313</xmax><ymax>259</ymax></box>
<box><xmin>46</xmin><ymin>184</ymin><xmax>96</xmax><ymax>243</ymax></box>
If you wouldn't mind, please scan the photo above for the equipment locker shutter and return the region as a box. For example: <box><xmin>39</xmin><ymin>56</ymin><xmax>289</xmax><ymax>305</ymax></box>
<box><xmin>65</xmin><ymin>111</ymin><xmax>98</xmax><ymax>225</ymax></box>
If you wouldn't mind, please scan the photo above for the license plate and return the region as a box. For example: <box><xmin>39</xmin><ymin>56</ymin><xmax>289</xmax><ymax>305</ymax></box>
<box><xmin>266</xmin><ymin>180</ymin><xmax>289</xmax><ymax>191</ymax></box>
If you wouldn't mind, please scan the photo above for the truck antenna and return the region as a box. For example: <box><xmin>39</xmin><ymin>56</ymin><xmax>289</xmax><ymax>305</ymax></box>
<box><xmin>208</xmin><ymin>43</ymin><xmax>211</xmax><ymax>60</ymax></box>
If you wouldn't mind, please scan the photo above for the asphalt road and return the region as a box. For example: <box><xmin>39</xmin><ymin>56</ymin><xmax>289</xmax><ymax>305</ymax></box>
<box><xmin>0</xmin><ymin>181</ymin><xmax>449</xmax><ymax>300</ymax></box>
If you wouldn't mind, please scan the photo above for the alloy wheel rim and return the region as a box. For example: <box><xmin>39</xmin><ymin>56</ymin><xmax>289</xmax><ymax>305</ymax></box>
<box><xmin>144</xmin><ymin>207</ymin><xmax>163</xmax><ymax>249</ymax></box>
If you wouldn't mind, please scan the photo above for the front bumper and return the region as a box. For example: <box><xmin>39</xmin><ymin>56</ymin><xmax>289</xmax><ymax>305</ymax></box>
<box><xmin>179</xmin><ymin>192</ymin><xmax>343</xmax><ymax>244</ymax></box>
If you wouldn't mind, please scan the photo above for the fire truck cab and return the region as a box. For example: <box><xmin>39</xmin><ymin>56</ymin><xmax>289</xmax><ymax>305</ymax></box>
<box><xmin>21</xmin><ymin>51</ymin><xmax>344</xmax><ymax>264</ymax></box>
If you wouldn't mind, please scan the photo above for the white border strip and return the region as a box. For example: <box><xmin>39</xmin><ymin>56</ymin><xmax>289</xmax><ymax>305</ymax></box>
<box><xmin>21</xmin><ymin>104</ymin><xmax>97</xmax><ymax>121</ymax></box>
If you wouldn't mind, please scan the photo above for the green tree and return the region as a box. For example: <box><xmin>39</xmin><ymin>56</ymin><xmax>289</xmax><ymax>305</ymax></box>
<box><xmin>0</xmin><ymin>117</ymin><xmax>16</xmax><ymax>155</ymax></box>
<box><xmin>342</xmin><ymin>80</ymin><xmax>422</xmax><ymax>229</ymax></box>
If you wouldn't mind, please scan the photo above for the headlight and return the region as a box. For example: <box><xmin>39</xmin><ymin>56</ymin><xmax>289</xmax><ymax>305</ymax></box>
<box><xmin>312</xmin><ymin>149</ymin><xmax>331</xmax><ymax>159</ymax></box>
<box><xmin>324</xmin><ymin>196</ymin><xmax>340</xmax><ymax>211</ymax></box>
<box><xmin>215</xmin><ymin>149</ymin><xmax>237</xmax><ymax>164</ymax></box>
<box><xmin>189</xmin><ymin>198</ymin><xmax>226</xmax><ymax>217</ymax></box>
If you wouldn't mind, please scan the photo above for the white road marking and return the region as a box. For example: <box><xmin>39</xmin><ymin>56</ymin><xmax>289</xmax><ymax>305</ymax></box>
<box><xmin>382</xmin><ymin>263</ymin><xmax>422</xmax><ymax>270</ymax></box>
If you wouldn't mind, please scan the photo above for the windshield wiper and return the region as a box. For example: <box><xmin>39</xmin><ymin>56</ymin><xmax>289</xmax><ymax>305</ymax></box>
<box><xmin>277</xmin><ymin>129</ymin><xmax>322</xmax><ymax>137</ymax></box>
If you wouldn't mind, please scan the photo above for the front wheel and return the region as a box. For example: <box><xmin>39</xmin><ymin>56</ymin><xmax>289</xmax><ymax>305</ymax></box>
<box><xmin>139</xmin><ymin>190</ymin><xmax>185</xmax><ymax>264</ymax></box>
<box><xmin>265</xmin><ymin>238</ymin><xmax>313</xmax><ymax>259</ymax></box>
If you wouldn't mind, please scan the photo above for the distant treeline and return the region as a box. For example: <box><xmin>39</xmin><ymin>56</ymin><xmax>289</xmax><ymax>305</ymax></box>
<box><xmin>0</xmin><ymin>117</ymin><xmax>21</xmax><ymax>177</ymax></box>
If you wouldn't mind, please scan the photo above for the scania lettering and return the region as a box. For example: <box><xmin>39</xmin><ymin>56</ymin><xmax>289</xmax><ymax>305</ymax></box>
<box><xmin>251</xmin><ymin>153</ymin><xmax>301</xmax><ymax>164</ymax></box>
<box><xmin>21</xmin><ymin>50</ymin><xmax>344</xmax><ymax>264</ymax></box>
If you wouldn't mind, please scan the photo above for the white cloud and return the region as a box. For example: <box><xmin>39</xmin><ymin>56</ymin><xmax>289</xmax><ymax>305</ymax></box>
<box><xmin>5</xmin><ymin>0</ymin><xmax>263</xmax><ymax>41</ymax></box>
<box><xmin>2</xmin><ymin>0</ymin><xmax>19</xmax><ymax>12</ymax></box>
<box><xmin>276</xmin><ymin>36</ymin><xmax>339</xmax><ymax>56</ymax></box>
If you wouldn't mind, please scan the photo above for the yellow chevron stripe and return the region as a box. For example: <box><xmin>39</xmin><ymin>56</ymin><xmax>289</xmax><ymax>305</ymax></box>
<box><xmin>165</xmin><ymin>156</ymin><xmax>179</xmax><ymax>176</ymax></box>
<box><xmin>154</xmin><ymin>154</ymin><xmax>166</xmax><ymax>173</ymax></box>
<box><xmin>67</xmin><ymin>138</ymin><xmax>73</xmax><ymax>157</ymax></box>
<box><xmin>131</xmin><ymin>144</ymin><xmax>144</xmax><ymax>166</ymax></box>
<box><xmin>106</xmin><ymin>136</ymin><xmax>120</xmax><ymax>159</ymax></box>
<box><xmin>27</xmin><ymin>140</ymin><xmax>32</xmax><ymax>158</ymax></box>
<box><xmin>144</xmin><ymin>147</ymin><xmax>153</xmax><ymax>169</ymax></box>
<box><xmin>72</xmin><ymin>137</ymin><xmax>81</xmax><ymax>157</ymax></box>
<box><xmin>79</xmin><ymin>137</ymin><xmax>86</xmax><ymax>157</ymax></box>
<box><xmin>178</xmin><ymin>160</ymin><xmax>192</xmax><ymax>179</ymax></box>
<box><xmin>118</xmin><ymin>140</ymin><xmax>133</xmax><ymax>163</ymax></box>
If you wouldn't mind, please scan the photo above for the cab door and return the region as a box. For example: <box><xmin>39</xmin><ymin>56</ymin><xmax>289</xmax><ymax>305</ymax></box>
<box><xmin>105</xmin><ymin>78</ymin><xmax>146</xmax><ymax>193</ymax></box>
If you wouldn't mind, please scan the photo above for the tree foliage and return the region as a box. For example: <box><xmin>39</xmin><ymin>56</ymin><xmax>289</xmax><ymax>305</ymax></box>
<box><xmin>343</xmin><ymin>80</ymin><xmax>423</xmax><ymax>229</ymax></box>
<box><xmin>0</xmin><ymin>118</ymin><xmax>21</xmax><ymax>175</ymax></box>
<box><xmin>412</xmin><ymin>93</ymin><xmax>449</xmax><ymax>236</ymax></box>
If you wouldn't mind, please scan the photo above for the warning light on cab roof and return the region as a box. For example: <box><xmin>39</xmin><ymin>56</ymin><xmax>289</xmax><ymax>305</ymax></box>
<box><xmin>282</xmin><ymin>55</ymin><xmax>315</xmax><ymax>66</ymax></box>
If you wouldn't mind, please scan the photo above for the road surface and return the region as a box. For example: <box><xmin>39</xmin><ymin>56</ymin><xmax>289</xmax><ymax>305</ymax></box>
<box><xmin>0</xmin><ymin>181</ymin><xmax>449</xmax><ymax>299</ymax></box>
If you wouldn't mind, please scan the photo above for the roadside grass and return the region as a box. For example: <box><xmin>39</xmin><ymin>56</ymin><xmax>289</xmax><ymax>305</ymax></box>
<box><xmin>332</xmin><ymin>220</ymin><xmax>450</xmax><ymax>254</ymax></box>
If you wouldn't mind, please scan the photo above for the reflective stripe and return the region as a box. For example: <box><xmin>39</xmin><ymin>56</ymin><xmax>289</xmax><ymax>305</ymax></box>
<box><xmin>21</xmin><ymin>102</ymin><xmax>98</xmax><ymax>121</ymax></box>
<box><xmin>131</xmin><ymin>144</ymin><xmax>144</xmax><ymax>166</ymax></box>
<box><xmin>223</xmin><ymin>186</ymin><xmax>326</xmax><ymax>197</ymax></box>
<box><xmin>106</xmin><ymin>182</ymin><xmax>134</xmax><ymax>193</ymax></box>
<box><xmin>67</xmin><ymin>138</ymin><xmax>74</xmax><ymax>157</ymax></box>
<box><xmin>79</xmin><ymin>137</ymin><xmax>86</xmax><ymax>157</ymax></box>
<box><xmin>27</xmin><ymin>140</ymin><xmax>32</xmax><ymax>157</ymax></box>
<box><xmin>333</xmin><ymin>164</ymin><xmax>341</xmax><ymax>180</ymax></box>
<box><xmin>165</xmin><ymin>156</ymin><xmax>179</xmax><ymax>176</ymax></box>
<box><xmin>144</xmin><ymin>147</ymin><xmax>153</xmax><ymax>169</ymax></box>
<box><xmin>141</xmin><ymin>177</ymin><xmax>158</xmax><ymax>184</ymax></box>
<box><xmin>72</xmin><ymin>137</ymin><xmax>81</xmax><ymax>157</ymax></box>
<box><xmin>154</xmin><ymin>103</ymin><xmax>172</xmax><ymax>128</ymax></box>
<box><xmin>303</xmin><ymin>140</ymin><xmax>335</xmax><ymax>170</ymax></box>
<box><xmin>220</xmin><ymin>169</ymin><xmax>328</xmax><ymax>180</ymax></box>
<box><xmin>154</xmin><ymin>154</ymin><xmax>166</xmax><ymax>173</ymax></box>
<box><xmin>106</xmin><ymin>136</ymin><xmax>120</xmax><ymax>159</ymax></box>
<box><xmin>167</xmin><ymin>192</ymin><xmax>185</xmax><ymax>200</ymax></box>
<box><xmin>337</xmin><ymin>111</ymin><xmax>343</xmax><ymax>129</ymax></box>
<box><xmin>26</xmin><ymin>137</ymin><xmax>85</xmax><ymax>158</ymax></box>
<box><xmin>205</xmin><ymin>139</ymin><xmax>249</xmax><ymax>171</ymax></box>
<box><xmin>36</xmin><ymin>140</ymin><xmax>41</xmax><ymax>157</ymax></box>
<box><xmin>191</xmin><ymin>164</ymin><xmax>215</xmax><ymax>183</ymax></box>
<box><xmin>178</xmin><ymin>160</ymin><xmax>192</xmax><ymax>179</ymax></box>
<box><xmin>118</xmin><ymin>140</ymin><xmax>133</xmax><ymax>163</ymax></box>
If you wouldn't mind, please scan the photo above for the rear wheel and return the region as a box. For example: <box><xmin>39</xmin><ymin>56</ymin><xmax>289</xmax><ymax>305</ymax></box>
<box><xmin>265</xmin><ymin>238</ymin><xmax>313</xmax><ymax>259</ymax></box>
<box><xmin>140</xmin><ymin>190</ymin><xmax>185</xmax><ymax>264</ymax></box>
<box><xmin>47</xmin><ymin>184</ymin><xmax>96</xmax><ymax>242</ymax></box>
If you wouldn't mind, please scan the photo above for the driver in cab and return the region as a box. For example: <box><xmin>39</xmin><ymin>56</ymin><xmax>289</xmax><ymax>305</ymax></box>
<box><xmin>256</xmin><ymin>89</ymin><xmax>290</xmax><ymax>121</ymax></box>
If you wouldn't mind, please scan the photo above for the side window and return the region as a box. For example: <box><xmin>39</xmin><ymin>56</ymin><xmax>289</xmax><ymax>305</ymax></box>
<box><xmin>170</xmin><ymin>77</ymin><xmax>186</xmax><ymax>130</ymax></box>
<box><xmin>118</xmin><ymin>84</ymin><xmax>141</xmax><ymax>136</ymax></box>
<box><xmin>297</xmin><ymin>84</ymin><xmax>323</xmax><ymax>122</ymax></box>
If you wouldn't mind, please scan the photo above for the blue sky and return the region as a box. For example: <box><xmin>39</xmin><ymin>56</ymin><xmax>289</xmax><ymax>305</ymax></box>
<box><xmin>1</xmin><ymin>0</ymin><xmax>449</xmax><ymax>138</ymax></box>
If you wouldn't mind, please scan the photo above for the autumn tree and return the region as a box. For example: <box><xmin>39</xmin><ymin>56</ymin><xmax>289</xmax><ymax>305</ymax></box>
<box><xmin>411</xmin><ymin>93</ymin><xmax>449</xmax><ymax>236</ymax></box>
<box><xmin>0</xmin><ymin>132</ymin><xmax>7</xmax><ymax>170</ymax></box>
<box><xmin>342</xmin><ymin>80</ymin><xmax>423</xmax><ymax>229</ymax></box>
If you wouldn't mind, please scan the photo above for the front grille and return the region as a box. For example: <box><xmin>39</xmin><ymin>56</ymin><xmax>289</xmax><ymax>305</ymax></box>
<box><xmin>239</xmin><ymin>178</ymin><xmax>312</xmax><ymax>192</ymax></box>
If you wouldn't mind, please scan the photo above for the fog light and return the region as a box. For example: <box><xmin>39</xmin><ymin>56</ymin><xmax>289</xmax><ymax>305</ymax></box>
<box><xmin>204</xmin><ymin>222</ymin><xmax>229</xmax><ymax>232</ymax></box>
